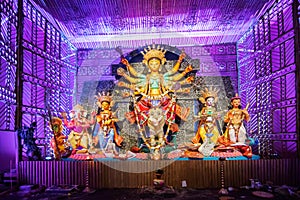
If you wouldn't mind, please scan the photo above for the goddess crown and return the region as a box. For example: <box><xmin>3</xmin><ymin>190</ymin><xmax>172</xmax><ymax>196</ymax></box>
<box><xmin>49</xmin><ymin>117</ymin><xmax>62</xmax><ymax>126</ymax></box>
<box><xmin>231</xmin><ymin>93</ymin><xmax>241</xmax><ymax>101</ymax></box>
<box><xmin>141</xmin><ymin>44</ymin><xmax>167</xmax><ymax>65</ymax></box>
<box><xmin>199</xmin><ymin>87</ymin><xmax>219</xmax><ymax>104</ymax></box>
<box><xmin>96</xmin><ymin>92</ymin><xmax>113</xmax><ymax>104</ymax></box>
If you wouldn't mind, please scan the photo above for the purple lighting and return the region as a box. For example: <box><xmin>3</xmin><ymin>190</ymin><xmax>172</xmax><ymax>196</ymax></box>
<box><xmin>0</xmin><ymin>0</ymin><xmax>299</xmax><ymax>161</ymax></box>
<box><xmin>31</xmin><ymin>0</ymin><xmax>269</xmax><ymax>48</ymax></box>
<box><xmin>238</xmin><ymin>0</ymin><xmax>297</xmax><ymax>158</ymax></box>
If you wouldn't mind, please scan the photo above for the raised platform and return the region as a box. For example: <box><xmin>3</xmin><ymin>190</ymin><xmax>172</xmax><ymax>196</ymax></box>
<box><xmin>63</xmin><ymin>151</ymin><xmax>260</xmax><ymax>161</ymax></box>
<box><xmin>18</xmin><ymin>159</ymin><xmax>300</xmax><ymax>189</ymax></box>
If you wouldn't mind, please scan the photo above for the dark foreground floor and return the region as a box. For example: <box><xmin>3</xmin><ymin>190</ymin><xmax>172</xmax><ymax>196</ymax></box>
<box><xmin>1</xmin><ymin>186</ymin><xmax>300</xmax><ymax>200</ymax></box>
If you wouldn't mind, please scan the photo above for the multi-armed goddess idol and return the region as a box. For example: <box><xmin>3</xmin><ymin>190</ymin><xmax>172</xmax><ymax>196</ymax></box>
<box><xmin>117</xmin><ymin>44</ymin><xmax>193</xmax><ymax>154</ymax></box>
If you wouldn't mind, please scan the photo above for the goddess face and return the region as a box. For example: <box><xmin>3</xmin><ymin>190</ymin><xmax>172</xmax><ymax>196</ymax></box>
<box><xmin>101</xmin><ymin>101</ymin><xmax>110</xmax><ymax>110</ymax></box>
<box><xmin>148</xmin><ymin>58</ymin><xmax>161</xmax><ymax>72</ymax></box>
<box><xmin>231</xmin><ymin>99</ymin><xmax>241</xmax><ymax>108</ymax></box>
<box><xmin>206</xmin><ymin>97</ymin><xmax>215</xmax><ymax>106</ymax></box>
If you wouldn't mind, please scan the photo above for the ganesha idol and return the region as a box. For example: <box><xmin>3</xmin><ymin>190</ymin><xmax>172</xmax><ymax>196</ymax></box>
<box><xmin>61</xmin><ymin>104</ymin><xmax>95</xmax><ymax>154</ymax></box>
<box><xmin>116</xmin><ymin>44</ymin><xmax>193</xmax><ymax>154</ymax></box>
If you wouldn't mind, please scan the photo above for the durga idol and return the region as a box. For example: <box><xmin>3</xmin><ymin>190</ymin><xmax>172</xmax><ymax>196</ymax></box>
<box><xmin>116</xmin><ymin>44</ymin><xmax>193</xmax><ymax>152</ymax></box>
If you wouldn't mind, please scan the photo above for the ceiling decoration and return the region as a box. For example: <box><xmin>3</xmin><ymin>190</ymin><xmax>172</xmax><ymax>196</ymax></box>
<box><xmin>31</xmin><ymin>0</ymin><xmax>271</xmax><ymax>48</ymax></box>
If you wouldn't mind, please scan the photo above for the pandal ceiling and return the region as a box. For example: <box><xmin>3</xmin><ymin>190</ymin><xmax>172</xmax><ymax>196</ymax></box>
<box><xmin>31</xmin><ymin>0</ymin><xmax>272</xmax><ymax>48</ymax></box>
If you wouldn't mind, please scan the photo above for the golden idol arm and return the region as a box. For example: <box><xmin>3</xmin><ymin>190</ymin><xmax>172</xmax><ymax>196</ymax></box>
<box><xmin>165</xmin><ymin>51</ymin><xmax>186</xmax><ymax>75</ymax></box>
<box><xmin>180</xmin><ymin>76</ymin><xmax>194</xmax><ymax>85</ymax></box>
<box><xmin>122</xmin><ymin>72</ymin><xmax>141</xmax><ymax>84</ymax></box>
<box><xmin>117</xmin><ymin>81</ymin><xmax>136</xmax><ymax>90</ymax></box>
<box><xmin>167</xmin><ymin>64</ymin><xmax>192</xmax><ymax>81</ymax></box>
<box><xmin>121</xmin><ymin>57</ymin><xmax>142</xmax><ymax>77</ymax></box>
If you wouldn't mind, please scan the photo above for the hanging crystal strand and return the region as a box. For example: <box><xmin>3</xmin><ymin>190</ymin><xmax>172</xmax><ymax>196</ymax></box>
<box><xmin>83</xmin><ymin>160</ymin><xmax>95</xmax><ymax>193</ymax></box>
<box><xmin>218</xmin><ymin>157</ymin><xmax>228</xmax><ymax>195</ymax></box>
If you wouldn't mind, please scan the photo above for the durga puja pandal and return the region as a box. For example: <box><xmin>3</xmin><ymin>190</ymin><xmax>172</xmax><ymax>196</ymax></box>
<box><xmin>2</xmin><ymin>0</ymin><xmax>300</xmax><ymax>194</ymax></box>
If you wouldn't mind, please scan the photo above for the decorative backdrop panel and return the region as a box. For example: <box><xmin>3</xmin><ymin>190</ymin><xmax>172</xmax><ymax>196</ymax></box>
<box><xmin>76</xmin><ymin>43</ymin><xmax>237</xmax><ymax>147</ymax></box>
<box><xmin>29</xmin><ymin>0</ymin><xmax>270</xmax><ymax>48</ymax></box>
<box><xmin>0</xmin><ymin>0</ymin><xmax>17</xmax><ymax>131</ymax></box>
<box><xmin>17</xmin><ymin>0</ymin><xmax>77</xmax><ymax>159</ymax></box>
<box><xmin>237</xmin><ymin>0</ymin><xmax>298</xmax><ymax>158</ymax></box>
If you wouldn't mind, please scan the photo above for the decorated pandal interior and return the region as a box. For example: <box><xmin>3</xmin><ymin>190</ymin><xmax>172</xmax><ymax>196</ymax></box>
<box><xmin>1</xmin><ymin>0</ymin><xmax>300</xmax><ymax>196</ymax></box>
<box><xmin>48</xmin><ymin>44</ymin><xmax>259</xmax><ymax>162</ymax></box>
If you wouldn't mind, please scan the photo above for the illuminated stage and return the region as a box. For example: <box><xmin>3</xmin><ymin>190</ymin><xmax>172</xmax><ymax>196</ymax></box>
<box><xmin>18</xmin><ymin>159</ymin><xmax>299</xmax><ymax>189</ymax></box>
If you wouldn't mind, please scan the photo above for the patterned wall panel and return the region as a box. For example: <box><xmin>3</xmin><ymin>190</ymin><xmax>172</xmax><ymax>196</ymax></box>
<box><xmin>0</xmin><ymin>0</ymin><xmax>17</xmax><ymax>131</ymax></box>
<box><xmin>237</xmin><ymin>0</ymin><xmax>298</xmax><ymax>158</ymax></box>
<box><xmin>14</xmin><ymin>0</ymin><xmax>77</xmax><ymax>159</ymax></box>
